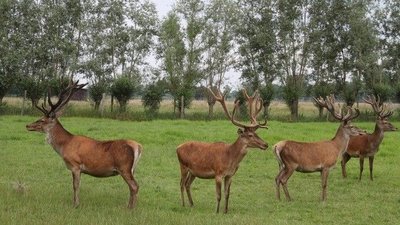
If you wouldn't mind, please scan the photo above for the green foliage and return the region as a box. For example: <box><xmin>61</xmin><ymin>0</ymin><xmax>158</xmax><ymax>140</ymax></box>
<box><xmin>259</xmin><ymin>83</ymin><xmax>274</xmax><ymax>116</ymax></box>
<box><xmin>236</xmin><ymin>0</ymin><xmax>277</xmax><ymax>87</ymax></box>
<box><xmin>394</xmin><ymin>83</ymin><xmax>400</xmax><ymax>103</ymax></box>
<box><xmin>89</xmin><ymin>82</ymin><xmax>108</xmax><ymax>110</ymax></box>
<box><xmin>282</xmin><ymin>76</ymin><xmax>304</xmax><ymax>121</ymax></box>
<box><xmin>18</xmin><ymin>77</ymin><xmax>45</xmax><ymax>107</ymax></box>
<box><xmin>313</xmin><ymin>81</ymin><xmax>334</xmax><ymax>118</ymax></box>
<box><xmin>110</xmin><ymin>76</ymin><xmax>136</xmax><ymax>112</ymax></box>
<box><xmin>141</xmin><ymin>81</ymin><xmax>166</xmax><ymax>115</ymax></box>
<box><xmin>47</xmin><ymin>77</ymin><xmax>70</xmax><ymax>97</ymax></box>
<box><xmin>370</xmin><ymin>83</ymin><xmax>393</xmax><ymax>103</ymax></box>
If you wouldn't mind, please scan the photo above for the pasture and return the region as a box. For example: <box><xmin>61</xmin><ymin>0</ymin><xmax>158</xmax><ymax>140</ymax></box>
<box><xmin>0</xmin><ymin>115</ymin><xmax>399</xmax><ymax>225</ymax></box>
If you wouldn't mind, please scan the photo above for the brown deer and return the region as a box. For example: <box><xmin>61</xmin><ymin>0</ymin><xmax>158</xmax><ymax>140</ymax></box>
<box><xmin>341</xmin><ymin>95</ymin><xmax>397</xmax><ymax>180</ymax></box>
<box><xmin>26</xmin><ymin>80</ymin><xmax>142</xmax><ymax>209</ymax></box>
<box><xmin>274</xmin><ymin>95</ymin><xmax>365</xmax><ymax>201</ymax></box>
<box><xmin>176</xmin><ymin>88</ymin><xmax>268</xmax><ymax>213</ymax></box>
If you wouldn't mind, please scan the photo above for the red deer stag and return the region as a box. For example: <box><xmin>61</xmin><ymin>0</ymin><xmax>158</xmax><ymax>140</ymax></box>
<box><xmin>342</xmin><ymin>95</ymin><xmax>397</xmax><ymax>180</ymax></box>
<box><xmin>26</xmin><ymin>80</ymin><xmax>142</xmax><ymax>209</ymax></box>
<box><xmin>176</xmin><ymin>88</ymin><xmax>268</xmax><ymax>213</ymax></box>
<box><xmin>274</xmin><ymin>95</ymin><xmax>365</xmax><ymax>201</ymax></box>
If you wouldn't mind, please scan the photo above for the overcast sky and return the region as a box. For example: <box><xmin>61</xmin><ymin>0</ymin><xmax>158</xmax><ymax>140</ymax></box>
<box><xmin>152</xmin><ymin>0</ymin><xmax>174</xmax><ymax>18</ymax></box>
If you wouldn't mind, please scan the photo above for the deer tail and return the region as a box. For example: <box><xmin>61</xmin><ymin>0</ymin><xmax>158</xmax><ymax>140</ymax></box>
<box><xmin>127</xmin><ymin>141</ymin><xmax>142</xmax><ymax>174</ymax></box>
<box><xmin>274</xmin><ymin>141</ymin><xmax>286</xmax><ymax>170</ymax></box>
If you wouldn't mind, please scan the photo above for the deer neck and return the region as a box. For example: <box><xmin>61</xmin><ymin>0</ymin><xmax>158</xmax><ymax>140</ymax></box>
<box><xmin>227</xmin><ymin>137</ymin><xmax>249</xmax><ymax>164</ymax></box>
<box><xmin>331</xmin><ymin>124</ymin><xmax>351</xmax><ymax>154</ymax></box>
<box><xmin>370</xmin><ymin>122</ymin><xmax>385</xmax><ymax>148</ymax></box>
<box><xmin>45</xmin><ymin>119</ymin><xmax>73</xmax><ymax>156</ymax></box>
<box><xmin>372</xmin><ymin>122</ymin><xmax>385</xmax><ymax>138</ymax></box>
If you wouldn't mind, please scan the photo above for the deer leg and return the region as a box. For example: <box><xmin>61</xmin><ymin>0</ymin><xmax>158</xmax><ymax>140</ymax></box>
<box><xmin>120</xmin><ymin>171</ymin><xmax>139</xmax><ymax>209</ymax></box>
<box><xmin>341</xmin><ymin>152</ymin><xmax>351</xmax><ymax>178</ymax></box>
<box><xmin>179</xmin><ymin>166</ymin><xmax>189</xmax><ymax>207</ymax></box>
<box><xmin>275</xmin><ymin>168</ymin><xmax>285</xmax><ymax>200</ymax></box>
<box><xmin>185</xmin><ymin>173</ymin><xmax>195</xmax><ymax>207</ymax></box>
<box><xmin>359</xmin><ymin>157</ymin><xmax>365</xmax><ymax>181</ymax></box>
<box><xmin>321</xmin><ymin>169</ymin><xmax>329</xmax><ymax>201</ymax></box>
<box><xmin>223</xmin><ymin>176</ymin><xmax>232</xmax><ymax>214</ymax></box>
<box><xmin>369</xmin><ymin>156</ymin><xmax>374</xmax><ymax>181</ymax></box>
<box><xmin>280</xmin><ymin>167</ymin><xmax>294</xmax><ymax>201</ymax></box>
<box><xmin>215</xmin><ymin>176</ymin><xmax>223</xmax><ymax>213</ymax></box>
<box><xmin>71</xmin><ymin>169</ymin><xmax>81</xmax><ymax>208</ymax></box>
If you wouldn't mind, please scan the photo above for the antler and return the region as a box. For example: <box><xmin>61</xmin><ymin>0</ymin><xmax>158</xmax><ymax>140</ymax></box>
<box><xmin>314</xmin><ymin>94</ymin><xmax>360</xmax><ymax>123</ymax></box>
<box><xmin>207</xmin><ymin>87</ymin><xmax>267</xmax><ymax>129</ymax></box>
<box><xmin>35</xmin><ymin>80</ymin><xmax>87</xmax><ymax>117</ymax></box>
<box><xmin>363</xmin><ymin>95</ymin><xmax>393</xmax><ymax>119</ymax></box>
<box><xmin>241</xmin><ymin>89</ymin><xmax>268</xmax><ymax>128</ymax></box>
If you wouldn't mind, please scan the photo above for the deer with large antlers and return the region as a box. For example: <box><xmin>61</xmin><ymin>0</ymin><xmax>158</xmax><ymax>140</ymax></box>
<box><xmin>26</xmin><ymin>80</ymin><xmax>142</xmax><ymax>209</ymax></box>
<box><xmin>341</xmin><ymin>95</ymin><xmax>397</xmax><ymax>181</ymax></box>
<box><xmin>176</xmin><ymin>88</ymin><xmax>268</xmax><ymax>213</ymax></box>
<box><xmin>274</xmin><ymin>95</ymin><xmax>365</xmax><ymax>201</ymax></box>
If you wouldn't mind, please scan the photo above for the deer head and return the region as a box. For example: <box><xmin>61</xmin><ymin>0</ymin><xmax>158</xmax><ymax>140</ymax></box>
<box><xmin>314</xmin><ymin>95</ymin><xmax>365</xmax><ymax>136</ymax></box>
<box><xmin>26</xmin><ymin>80</ymin><xmax>87</xmax><ymax>133</ymax></box>
<box><xmin>207</xmin><ymin>87</ymin><xmax>268</xmax><ymax>150</ymax></box>
<box><xmin>364</xmin><ymin>95</ymin><xmax>397</xmax><ymax>132</ymax></box>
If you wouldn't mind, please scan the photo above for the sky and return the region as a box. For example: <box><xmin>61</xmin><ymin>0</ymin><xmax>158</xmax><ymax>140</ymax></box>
<box><xmin>152</xmin><ymin>0</ymin><xmax>175</xmax><ymax>18</ymax></box>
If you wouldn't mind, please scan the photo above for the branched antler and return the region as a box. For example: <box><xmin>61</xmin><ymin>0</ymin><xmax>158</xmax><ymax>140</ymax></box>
<box><xmin>207</xmin><ymin>87</ymin><xmax>267</xmax><ymax>129</ymax></box>
<box><xmin>314</xmin><ymin>94</ymin><xmax>360</xmax><ymax>123</ymax></box>
<box><xmin>35</xmin><ymin>80</ymin><xmax>87</xmax><ymax>117</ymax></box>
<box><xmin>363</xmin><ymin>95</ymin><xmax>393</xmax><ymax>119</ymax></box>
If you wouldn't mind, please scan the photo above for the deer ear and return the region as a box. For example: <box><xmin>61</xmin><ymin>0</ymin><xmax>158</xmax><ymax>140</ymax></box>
<box><xmin>237</xmin><ymin>128</ymin><xmax>244</xmax><ymax>135</ymax></box>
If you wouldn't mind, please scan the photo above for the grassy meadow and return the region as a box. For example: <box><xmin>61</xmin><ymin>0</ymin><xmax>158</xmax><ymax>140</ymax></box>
<box><xmin>0</xmin><ymin>115</ymin><xmax>399</xmax><ymax>225</ymax></box>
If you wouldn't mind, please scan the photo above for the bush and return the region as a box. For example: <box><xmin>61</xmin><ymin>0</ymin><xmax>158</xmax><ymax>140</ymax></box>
<box><xmin>89</xmin><ymin>82</ymin><xmax>108</xmax><ymax>110</ymax></box>
<box><xmin>371</xmin><ymin>83</ymin><xmax>393</xmax><ymax>104</ymax></box>
<box><xmin>47</xmin><ymin>77</ymin><xmax>70</xmax><ymax>97</ymax></box>
<box><xmin>110</xmin><ymin>76</ymin><xmax>137</xmax><ymax>112</ymax></box>
<box><xmin>259</xmin><ymin>83</ymin><xmax>274</xmax><ymax>117</ymax></box>
<box><xmin>141</xmin><ymin>81</ymin><xmax>165</xmax><ymax>115</ymax></box>
<box><xmin>18</xmin><ymin>77</ymin><xmax>45</xmax><ymax>107</ymax></box>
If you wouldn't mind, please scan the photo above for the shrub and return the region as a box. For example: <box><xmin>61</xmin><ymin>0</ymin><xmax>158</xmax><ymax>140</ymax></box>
<box><xmin>110</xmin><ymin>76</ymin><xmax>137</xmax><ymax>112</ymax></box>
<box><xmin>142</xmin><ymin>81</ymin><xmax>165</xmax><ymax>115</ymax></box>
<box><xmin>18</xmin><ymin>77</ymin><xmax>45</xmax><ymax>107</ymax></box>
<box><xmin>371</xmin><ymin>83</ymin><xmax>393</xmax><ymax>104</ymax></box>
<box><xmin>89</xmin><ymin>82</ymin><xmax>108</xmax><ymax>110</ymax></box>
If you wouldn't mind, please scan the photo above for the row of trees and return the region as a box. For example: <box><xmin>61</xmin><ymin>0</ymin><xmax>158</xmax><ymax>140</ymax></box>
<box><xmin>1</xmin><ymin>0</ymin><xmax>399</xmax><ymax>120</ymax></box>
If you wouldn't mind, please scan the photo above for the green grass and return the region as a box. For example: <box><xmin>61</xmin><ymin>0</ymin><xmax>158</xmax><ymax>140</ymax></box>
<box><xmin>0</xmin><ymin>115</ymin><xmax>399</xmax><ymax>225</ymax></box>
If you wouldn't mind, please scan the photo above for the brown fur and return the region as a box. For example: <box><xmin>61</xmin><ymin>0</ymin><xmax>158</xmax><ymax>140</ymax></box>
<box><xmin>177</xmin><ymin>128</ymin><xmax>267</xmax><ymax>213</ymax></box>
<box><xmin>342</xmin><ymin>118</ymin><xmax>397</xmax><ymax>180</ymax></box>
<box><xmin>27</xmin><ymin>81</ymin><xmax>142</xmax><ymax>208</ymax></box>
<box><xmin>274</xmin><ymin>122</ymin><xmax>364</xmax><ymax>201</ymax></box>
<box><xmin>27</xmin><ymin>116</ymin><xmax>142</xmax><ymax>209</ymax></box>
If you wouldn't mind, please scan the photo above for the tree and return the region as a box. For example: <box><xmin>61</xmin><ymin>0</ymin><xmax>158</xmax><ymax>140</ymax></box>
<box><xmin>0</xmin><ymin>0</ymin><xmax>21</xmax><ymax>103</ymax></box>
<box><xmin>157</xmin><ymin>12</ymin><xmax>186</xmax><ymax>115</ymax></box>
<box><xmin>202</xmin><ymin>0</ymin><xmax>237</xmax><ymax>117</ymax></box>
<box><xmin>235</xmin><ymin>0</ymin><xmax>277</xmax><ymax>117</ymax></box>
<box><xmin>141</xmin><ymin>80</ymin><xmax>166</xmax><ymax>116</ymax></box>
<box><xmin>110</xmin><ymin>75</ymin><xmax>137</xmax><ymax>112</ymax></box>
<box><xmin>89</xmin><ymin>81</ymin><xmax>108</xmax><ymax>110</ymax></box>
<box><xmin>377</xmin><ymin>0</ymin><xmax>400</xmax><ymax>101</ymax></box>
<box><xmin>175</xmin><ymin>0</ymin><xmax>205</xmax><ymax>116</ymax></box>
<box><xmin>276</xmin><ymin>0</ymin><xmax>311</xmax><ymax>121</ymax></box>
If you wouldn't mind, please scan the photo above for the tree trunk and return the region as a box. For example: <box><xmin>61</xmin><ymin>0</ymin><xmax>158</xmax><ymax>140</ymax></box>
<box><xmin>208</xmin><ymin>102</ymin><xmax>215</xmax><ymax>118</ymax></box>
<box><xmin>289</xmin><ymin>99</ymin><xmax>299</xmax><ymax>121</ymax></box>
<box><xmin>262</xmin><ymin>102</ymin><xmax>270</xmax><ymax>118</ymax></box>
<box><xmin>318</xmin><ymin>106</ymin><xmax>323</xmax><ymax>119</ymax></box>
<box><xmin>180</xmin><ymin>95</ymin><xmax>184</xmax><ymax>119</ymax></box>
